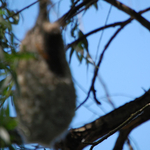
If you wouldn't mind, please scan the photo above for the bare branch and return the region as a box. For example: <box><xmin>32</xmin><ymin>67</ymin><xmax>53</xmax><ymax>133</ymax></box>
<box><xmin>75</xmin><ymin>7</ymin><xmax>150</xmax><ymax>109</ymax></box>
<box><xmin>54</xmin><ymin>89</ymin><xmax>150</xmax><ymax>150</ymax></box>
<box><xmin>67</xmin><ymin>7</ymin><xmax>150</xmax><ymax>50</ymax></box>
<box><xmin>66</xmin><ymin>21</ymin><xmax>122</xmax><ymax>50</ymax></box>
<box><xmin>76</xmin><ymin>24</ymin><xmax>124</xmax><ymax>110</ymax></box>
<box><xmin>113</xmin><ymin>103</ymin><xmax>150</xmax><ymax>150</ymax></box>
<box><xmin>56</xmin><ymin>0</ymin><xmax>98</xmax><ymax>26</ymax></box>
<box><xmin>90</xmin><ymin>103</ymin><xmax>150</xmax><ymax>150</ymax></box>
<box><xmin>6</xmin><ymin>0</ymin><xmax>39</xmax><ymax>20</ymax></box>
<box><xmin>98</xmin><ymin>75</ymin><xmax>115</xmax><ymax>108</ymax></box>
<box><xmin>104</xmin><ymin>0</ymin><xmax>150</xmax><ymax>31</ymax></box>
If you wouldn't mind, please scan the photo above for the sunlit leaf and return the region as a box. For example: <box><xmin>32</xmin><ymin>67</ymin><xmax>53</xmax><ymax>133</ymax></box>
<box><xmin>0</xmin><ymin>126</ymin><xmax>10</xmax><ymax>144</ymax></box>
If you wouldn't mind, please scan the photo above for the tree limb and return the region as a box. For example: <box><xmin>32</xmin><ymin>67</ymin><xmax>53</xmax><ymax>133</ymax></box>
<box><xmin>54</xmin><ymin>89</ymin><xmax>150</xmax><ymax>150</ymax></box>
<box><xmin>104</xmin><ymin>0</ymin><xmax>150</xmax><ymax>31</ymax></box>
<box><xmin>56</xmin><ymin>0</ymin><xmax>98</xmax><ymax>26</ymax></box>
<box><xmin>72</xmin><ymin>7</ymin><xmax>150</xmax><ymax>110</ymax></box>
<box><xmin>113</xmin><ymin>104</ymin><xmax>150</xmax><ymax>150</ymax></box>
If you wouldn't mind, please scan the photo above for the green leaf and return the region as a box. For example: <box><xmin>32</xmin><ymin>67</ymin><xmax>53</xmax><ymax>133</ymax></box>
<box><xmin>0</xmin><ymin>106</ymin><xmax>17</xmax><ymax>130</ymax></box>
<box><xmin>78</xmin><ymin>30</ymin><xmax>89</xmax><ymax>52</ymax></box>
<box><xmin>5</xmin><ymin>104</ymin><xmax>10</xmax><ymax>117</ymax></box>
<box><xmin>0</xmin><ymin>79</ymin><xmax>5</xmax><ymax>88</ymax></box>
<box><xmin>93</xmin><ymin>2</ymin><xmax>98</xmax><ymax>10</ymax></box>
<box><xmin>76</xmin><ymin>52</ymin><xmax>83</xmax><ymax>63</ymax></box>
<box><xmin>0</xmin><ymin>18</ymin><xmax>12</xmax><ymax>31</ymax></box>
<box><xmin>0</xmin><ymin>10</ymin><xmax>5</xmax><ymax>16</ymax></box>
<box><xmin>3</xmin><ymin>51</ymin><xmax>36</xmax><ymax>63</ymax></box>
<box><xmin>69</xmin><ymin>48</ymin><xmax>75</xmax><ymax>63</ymax></box>
<box><xmin>0</xmin><ymin>62</ymin><xmax>8</xmax><ymax>70</ymax></box>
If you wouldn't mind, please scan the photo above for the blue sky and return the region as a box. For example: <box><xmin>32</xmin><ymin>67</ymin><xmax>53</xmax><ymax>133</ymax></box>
<box><xmin>8</xmin><ymin>0</ymin><xmax>150</xmax><ymax>150</ymax></box>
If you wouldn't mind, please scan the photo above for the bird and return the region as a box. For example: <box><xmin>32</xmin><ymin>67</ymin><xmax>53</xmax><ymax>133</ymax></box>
<box><xmin>15</xmin><ymin>0</ymin><xmax>76</xmax><ymax>147</ymax></box>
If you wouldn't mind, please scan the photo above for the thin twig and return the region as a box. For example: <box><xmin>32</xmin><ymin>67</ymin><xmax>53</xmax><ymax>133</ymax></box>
<box><xmin>67</xmin><ymin>7</ymin><xmax>150</xmax><ymax>50</ymax></box>
<box><xmin>57</xmin><ymin>0</ymin><xmax>98</xmax><ymax>26</ymax></box>
<box><xmin>6</xmin><ymin>0</ymin><xmax>39</xmax><ymax>20</ymax></box>
<box><xmin>75</xmin><ymin>7</ymin><xmax>150</xmax><ymax>110</ymax></box>
<box><xmin>95</xmin><ymin>4</ymin><xmax>112</xmax><ymax>61</ymax></box>
<box><xmin>66</xmin><ymin>21</ymin><xmax>122</xmax><ymax>50</ymax></box>
<box><xmin>98</xmin><ymin>75</ymin><xmax>115</xmax><ymax>108</ymax></box>
<box><xmin>76</xmin><ymin>26</ymin><xmax>124</xmax><ymax>110</ymax></box>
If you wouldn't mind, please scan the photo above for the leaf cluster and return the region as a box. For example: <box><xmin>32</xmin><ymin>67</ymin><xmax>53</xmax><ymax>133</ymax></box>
<box><xmin>68</xmin><ymin>0</ymin><xmax>99</xmax><ymax>65</ymax></box>
<box><xmin>0</xmin><ymin>1</ymin><xmax>27</xmax><ymax>148</ymax></box>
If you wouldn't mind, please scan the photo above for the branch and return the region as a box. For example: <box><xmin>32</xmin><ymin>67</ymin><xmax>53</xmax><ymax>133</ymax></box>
<box><xmin>54</xmin><ymin>89</ymin><xmax>150</xmax><ymax>150</ymax></box>
<box><xmin>113</xmin><ymin>104</ymin><xmax>150</xmax><ymax>150</ymax></box>
<box><xmin>76</xmin><ymin>23</ymin><xmax>126</xmax><ymax>110</ymax></box>
<box><xmin>104</xmin><ymin>0</ymin><xmax>150</xmax><ymax>31</ymax></box>
<box><xmin>67</xmin><ymin>7</ymin><xmax>150</xmax><ymax>50</ymax></box>
<box><xmin>56</xmin><ymin>0</ymin><xmax>98</xmax><ymax>26</ymax></box>
<box><xmin>66</xmin><ymin>21</ymin><xmax>122</xmax><ymax>50</ymax></box>
<box><xmin>4</xmin><ymin>90</ymin><xmax>150</xmax><ymax>150</ymax></box>
<box><xmin>6</xmin><ymin>0</ymin><xmax>39</xmax><ymax>20</ymax></box>
<box><xmin>75</xmin><ymin>7</ymin><xmax>150</xmax><ymax>109</ymax></box>
<box><xmin>90</xmin><ymin>103</ymin><xmax>150</xmax><ymax>150</ymax></box>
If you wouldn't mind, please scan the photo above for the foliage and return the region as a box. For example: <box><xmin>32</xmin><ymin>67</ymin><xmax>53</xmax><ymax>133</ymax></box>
<box><xmin>0</xmin><ymin>1</ymin><xmax>35</xmax><ymax>148</ymax></box>
<box><xmin>0</xmin><ymin>0</ymin><xmax>19</xmax><ymax>148</ymax></box>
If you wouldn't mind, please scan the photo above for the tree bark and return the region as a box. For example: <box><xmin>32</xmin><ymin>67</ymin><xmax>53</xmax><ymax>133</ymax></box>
<box><xmin>54</xmin><ymin>89</ymin><xmax>150</xmax><ymax>150</ymax></box>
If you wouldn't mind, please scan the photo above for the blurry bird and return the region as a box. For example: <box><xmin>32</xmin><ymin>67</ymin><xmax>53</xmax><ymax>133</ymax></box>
<box><xmin>15</xmin><ymin>0</ymin><xmax>76</xmax><ymax>147</ymax></box>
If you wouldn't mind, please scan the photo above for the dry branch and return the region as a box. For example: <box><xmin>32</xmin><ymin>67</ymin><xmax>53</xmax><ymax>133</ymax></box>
<box><xmin>104</xmin><ymin>0</ymin><xmax>150</xmax><ymax>31</ymax></box>
<box><xmin>113</xmin><ymin>105</ymin><xmax>150</xmax><ymax>150</ymax></box>
<box><xmin>54</xmin><ymin>89</ymin><xmax>150</xmax><ymax>150</ymax></box>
